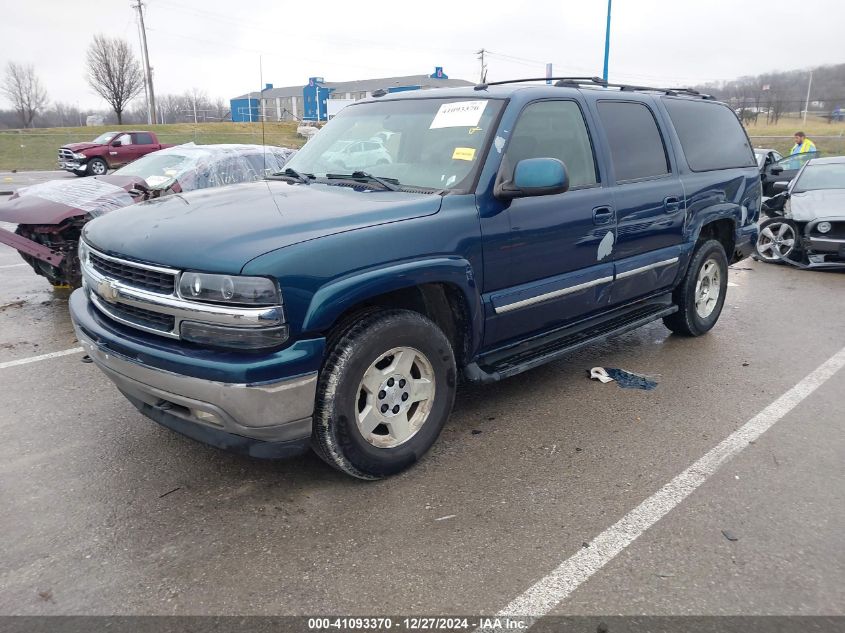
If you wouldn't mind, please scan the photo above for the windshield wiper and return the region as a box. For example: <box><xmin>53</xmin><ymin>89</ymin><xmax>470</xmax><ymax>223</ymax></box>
<box><xmin>325</xmin><ymin>171</ymin><xmax>400</xmax><ymax>192</ymax></box>
<box><xmin>271</xmin><ymin>167</ymin><xmax>313</xmax><ymax>184</ymax></box>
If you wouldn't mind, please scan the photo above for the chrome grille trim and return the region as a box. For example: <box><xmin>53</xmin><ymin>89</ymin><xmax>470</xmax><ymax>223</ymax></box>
<box><xmin>81</xmin><ymin>243</ymin><xmax>284</xmax><ymax>340</ymax></box>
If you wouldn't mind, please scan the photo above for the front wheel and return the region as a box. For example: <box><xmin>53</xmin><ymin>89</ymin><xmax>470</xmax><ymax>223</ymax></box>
<box><xmin>756</xmin><ymin>217</ymin><xmax>801</xmax><ymax>264</ymax></box>
<box><xmin>86</xmin><ymin>158</ymin><xmax>108</xmax><ymax>176</ymax></box>
<box><xmin>312</xmin><ymin>309</ymin><xmax>457</xmax><ymax>479</ymax></box>
<box><xmin>663</xmin><ymin>239</ymin><xmax>728</xmax><ymax>337</ymax></box>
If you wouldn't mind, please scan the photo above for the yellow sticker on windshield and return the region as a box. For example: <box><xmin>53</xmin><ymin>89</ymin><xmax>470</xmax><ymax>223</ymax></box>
<box><xmin>452</xmin><ymin>147</ymin><xmax>476</xmax><ymax>161</ymax></box>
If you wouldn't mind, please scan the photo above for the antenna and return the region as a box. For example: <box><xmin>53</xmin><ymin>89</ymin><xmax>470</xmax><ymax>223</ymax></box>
<box><xmin>259</xmin><ymin>55</ymin><xmax>266</xmax><ymax>175</ymax></box>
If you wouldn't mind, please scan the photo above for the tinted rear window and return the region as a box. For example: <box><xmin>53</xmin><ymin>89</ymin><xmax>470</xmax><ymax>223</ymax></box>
<box><xmin>597</xmin><ymin>101</ymin><xmax>669</xmax><ymax>182</ymax></box>
<box><xmin>662</xmin><ymin>98</ymin><xmax>755</xmax><ymax>171</ymax></box>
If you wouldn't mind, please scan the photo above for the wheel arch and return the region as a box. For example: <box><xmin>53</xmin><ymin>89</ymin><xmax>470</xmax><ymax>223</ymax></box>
<box><xmin>692</xmin><ymin>214</ymin><xmax>737</xmax><ymax>261</ymax></box>
<box><xmin>302</xmin><ymin>258</ymin><xmax>483</xmax><ymax>367</ymax></box>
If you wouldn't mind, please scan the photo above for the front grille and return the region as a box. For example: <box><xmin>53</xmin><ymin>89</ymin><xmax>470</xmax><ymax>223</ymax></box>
<box><xmin>90</xmin><ymin>252</ymin><xmax>175</xmax><ymax>294</ymax></box>
<box><xmin>95</xmin><ymin>298</ymin><xmax>176</xmax><ymax>333</ymax></box>
<box><xmin>58</xmin><ymin>148</ymin><xmax>75</xmax><ymax>161</ymax></box>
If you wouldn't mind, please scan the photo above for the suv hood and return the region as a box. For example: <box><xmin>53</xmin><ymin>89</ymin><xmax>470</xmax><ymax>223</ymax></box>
<box><xmin>787</xmin><ymin>189</ymin><xmax>845</xmax><ymax>222</ymax></box>
<box><xmin>61</xmin><ymin>142</ymin><xmax>102</xmax><ymax>152</ymax></box>
<box><xmin>82</xmin><ymin>180</ymin><xmax>443</xmax><ymax>273</ymax></box>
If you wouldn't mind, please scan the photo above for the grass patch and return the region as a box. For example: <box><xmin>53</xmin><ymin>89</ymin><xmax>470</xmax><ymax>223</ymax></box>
<box><xmin>0</xmin><ymin>122</ymin><xmax>304</xmax><ymax>171</ymax></box>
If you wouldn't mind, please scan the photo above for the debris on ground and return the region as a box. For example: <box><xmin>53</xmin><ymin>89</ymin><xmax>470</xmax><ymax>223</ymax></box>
<box><xmin>37</xmin><ymin>590</ymin><xmax>53</xmax><ymax>602</ymax></box>
<box><xmin>159</xmin><ymin>487</ymin><xmax>181</xmax><ymax>499</ymax></box>
<box><xmin>0</xmin><ymin>300</ymin><xmax>25</xmax><ymax>312</ymax></box>
<box><xmin>721</xmin><ymin>529</ymin><xmax>739</xmax><ymax>542</ymax></box>
<box><xmin>80</xmin><ymin>355</ymin><xmax>93</xmax><ymax>364</ymax></box>
<box><xmin>589</xmin><ymin>367</ymin><xmax>658</xmax><ymax>390</ymax></box>
<box><xmin>471</xmin><ymin>429</ymin><xmax>482</xmax><ymax>435</ymax></box>
<box><xmin>434</xmin><ymin>514</ymin><xmax>456</xmax><ymax>521</ymax></box>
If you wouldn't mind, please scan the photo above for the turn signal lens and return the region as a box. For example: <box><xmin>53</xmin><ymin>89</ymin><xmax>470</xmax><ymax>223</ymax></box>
<box><xmin>180</xmin><ymin>322</ymin><xmax>289</xmax><ymax>350</ymax></box>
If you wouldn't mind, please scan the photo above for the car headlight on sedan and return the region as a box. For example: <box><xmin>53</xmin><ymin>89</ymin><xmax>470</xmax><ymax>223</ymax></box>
<box><xmin>178</xmin><ymin>272</ymin><xmax>280</xmax><ymax>305</ymax></box>
<box><xmin>78</xmin><ymin>240</ymin><xmax>90</xmax><ymax>265</ymax></box>
<box><xmin>817</xmin><ymin>221</ymin><xmax>832</xmax><ymax>234</ymax></box>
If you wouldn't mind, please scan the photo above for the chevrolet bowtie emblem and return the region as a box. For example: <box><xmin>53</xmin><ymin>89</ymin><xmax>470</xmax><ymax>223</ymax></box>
<box><xmin>97</xmin><ymin>279</ymin><xmax>119</xmax><ymax>303</ymax></box>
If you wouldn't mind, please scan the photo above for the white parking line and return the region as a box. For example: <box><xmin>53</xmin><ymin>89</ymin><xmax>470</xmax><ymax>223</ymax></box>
<box><xmin>0</xmin><ymin>263</ymin><xmax>27</xmax><ymax>269</ymax></box>
<box><xmin>0</xmin><ymin>346</ymin><xmax>84</xmax><ymax>370</ymax></box>
<box><xmin>491</xmin><ymin>345</ymin><xmax>845</xmax><ymax>624</ymax></box>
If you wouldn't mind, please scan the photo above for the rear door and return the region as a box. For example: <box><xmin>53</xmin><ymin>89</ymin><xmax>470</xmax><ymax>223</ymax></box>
<box><xmin>481</xmin><ymin>99</ymin><xmax>616</xmax><ymax>347</ymax></box>
<box><xmin>593</xmin><ymin>99</ymin><xmax>685</xmax><ymax>306</ymax></box>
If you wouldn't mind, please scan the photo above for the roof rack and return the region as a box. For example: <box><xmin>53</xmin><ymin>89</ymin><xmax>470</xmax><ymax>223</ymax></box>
<box><xmin>473</xmin><ymin>76</ymin><xmax>714</xmax><ymax>99</ymax></box>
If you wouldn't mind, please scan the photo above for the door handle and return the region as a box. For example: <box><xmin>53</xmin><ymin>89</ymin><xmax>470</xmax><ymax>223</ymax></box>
<box><xmin>663</xmin><ymin>196</ymin><xmax>682</xmax><ymax>213</ymax></box>
<box><xmin>592</xmin><ymin>206</ymin><xmax>614</xmax><ymax>225</ymax></box>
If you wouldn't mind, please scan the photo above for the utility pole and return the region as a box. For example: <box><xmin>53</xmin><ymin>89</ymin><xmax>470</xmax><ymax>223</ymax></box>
<box><xmin>602</xmin><ymin>0</ymin><xmax>612</xmax><ymax>82</ymax></box>
<box><xmin>476</xmin><ymin>49</ymin><xmax>488</xmax><ymax>83</ymax></box>
<box><xmin>131</xmin><ymin>0</ymin><xmax>157</xmax><ymax>124</ymax></box>
<box><xmin>803</xmin><ymin>70</ymin><xmax>813</xmax><ymax>124</ymax></box>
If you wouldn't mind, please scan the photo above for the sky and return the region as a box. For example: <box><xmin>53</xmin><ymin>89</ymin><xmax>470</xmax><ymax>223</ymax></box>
<box><xmin>1</xmin><ymin>0</ymin><xmax>843</xmax><ymax>111</ymax></box>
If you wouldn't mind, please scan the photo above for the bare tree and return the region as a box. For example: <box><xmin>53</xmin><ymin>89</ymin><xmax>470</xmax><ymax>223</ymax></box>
<box><xmin>1</xmin><ymin>62</ymin><xmax>48</xmax><ymax>128</ymax></box>
<box><xmin>85</xmin><ymin>35</ymin><xmax>144</xmax><ymax>124</ymax></box>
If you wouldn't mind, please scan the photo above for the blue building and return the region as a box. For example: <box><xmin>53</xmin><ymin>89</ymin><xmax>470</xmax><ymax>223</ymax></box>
<box><xmin>230</xmin><ymin>68</ymin><xmax>471</xmax><ymax>123</ymax></box>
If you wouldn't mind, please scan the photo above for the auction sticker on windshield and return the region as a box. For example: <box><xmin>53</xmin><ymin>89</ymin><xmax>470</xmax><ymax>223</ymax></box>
<box><xmin>429</xmin><ymin>100</ymin><xmax>488</xmax><ymax>129</ymax></box>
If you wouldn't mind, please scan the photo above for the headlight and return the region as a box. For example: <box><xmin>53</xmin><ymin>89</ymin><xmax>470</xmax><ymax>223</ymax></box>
<box><xmin>178</xmin><ymin>272</ymin><xmax>279</xmax><ymax>306</ymax></box>
<box><xmin>74</xmin><ymin>152</ymin><xmax>86</xmax><ymax>159</ymax></box>
<box><xmin>817</xmin><ymin>221</ymin><xmax>832</xmax><ymax>234</ymax></box>
<box><xmin>78</xmin><ymin>240</ymin><xmax>89</xmax><ymax>266</ymax></box>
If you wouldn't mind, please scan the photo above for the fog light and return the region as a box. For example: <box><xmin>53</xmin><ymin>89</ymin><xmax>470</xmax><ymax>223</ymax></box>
<box><xmin>180</xmin><ymin>321</ymin><xmax>289</xmax><ymax>350</ymax></box>
<box><xmin>817</xmin><ymin>221</ymin><xmax>832</xmax><ymax>234</ymax></box>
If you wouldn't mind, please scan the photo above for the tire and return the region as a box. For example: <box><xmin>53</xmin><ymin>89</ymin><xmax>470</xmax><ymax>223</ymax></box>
<box><xmin>312</xmin><ymin>309</ymin><xmax>457</xmax><ymax>479</ymax></box>
<box><xmin>755</xmin><ymin>217</ymin><xmax>801</xmax><ymax>264</ymax></box>
<box><xmin>663</xmin><ymin>239</ymin><xmax>729</xmax><ymax>337</ymax></box>
<box><xmin>86</xmin><ymin>158</ymin><xmax>107</xmax><ymax>176</ymax></box>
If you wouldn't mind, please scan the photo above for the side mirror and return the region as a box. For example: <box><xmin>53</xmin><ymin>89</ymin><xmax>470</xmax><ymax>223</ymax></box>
<box><xmin>770</xmin><ymin>165</ymin><xmax>783</xmax><ymax>175</ymax></box>
<box><xmin>772</xmin><ymin>181</ymin><xmax>790</xmax><ymax>194</ymax></box>
<box><xmin>111</xmin><ymin>139</ymin><xmax>123</xmax><ymax>147</ymax></box>
<box><xmin>495</xmin><ymin>157</ymin><xmax>569</xmax><ymax>200</ymax></box>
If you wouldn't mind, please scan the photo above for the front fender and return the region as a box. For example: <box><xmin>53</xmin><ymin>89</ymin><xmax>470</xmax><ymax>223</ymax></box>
<box><xmin>302</xmin><ymin>257</ymin><xmax>484</xmax><ymax>355</ymax></box>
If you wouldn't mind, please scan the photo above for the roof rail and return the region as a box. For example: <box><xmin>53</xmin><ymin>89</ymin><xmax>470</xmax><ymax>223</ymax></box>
<box><xmin>472</xmin><ymin>77</ymin><xmax>714</xmax><ymax>99</ymax></box>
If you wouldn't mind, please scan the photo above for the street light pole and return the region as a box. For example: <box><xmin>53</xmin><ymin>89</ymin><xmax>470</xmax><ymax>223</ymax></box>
<box><xmin>602</xmin><ymin>0</ymin><xmax>612</xmax><ymax>82</ymax></box>
<box><xmin>803</xmin><ymin>70</ymin><xmax>813</xmax><ymax>124</ymax></box>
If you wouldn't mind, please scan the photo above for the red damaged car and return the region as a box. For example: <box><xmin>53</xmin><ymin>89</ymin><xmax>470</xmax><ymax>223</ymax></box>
<box><xmin>0</xmin><ymin>143</ymin><xmax>296</xmax><ymax>287</ymax></box>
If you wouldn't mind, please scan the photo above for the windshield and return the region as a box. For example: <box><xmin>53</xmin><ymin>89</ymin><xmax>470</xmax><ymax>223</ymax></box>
<box><xmin>284</xmin><ymin>97</ymin><xmax>504</xmax><ymax>191</ymax></box>
<box><xmin>92</xmin><ymin>132</ymin><xmax>117</xmax><ymax>144</ymax></box>
<box><xmin>113</xmin><ymin>153</ymin><xmax>193</xmax><ymax>189</ymax></box>
<box><xmin>793</xmin><ymin>163</ymin><xmax>845</xmax><ymax>193</ymax></box>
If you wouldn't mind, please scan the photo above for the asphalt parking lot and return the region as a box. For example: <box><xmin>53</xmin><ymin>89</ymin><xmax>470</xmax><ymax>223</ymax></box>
<box><xmin>1</xmin><ymin>226</ymin><xmax>844</xmax><ymax>617</ymax></box>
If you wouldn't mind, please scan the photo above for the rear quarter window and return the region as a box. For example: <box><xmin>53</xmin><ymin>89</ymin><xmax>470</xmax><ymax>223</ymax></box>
<box><xmin>662</xmin><ymin>98</ymin><xmax>756</xmax><ymax>172</ymax></box>
<box><xmin>134</xmin><ymin>132</ymin><xmax>154</xmax><ymax>145</ymax></box>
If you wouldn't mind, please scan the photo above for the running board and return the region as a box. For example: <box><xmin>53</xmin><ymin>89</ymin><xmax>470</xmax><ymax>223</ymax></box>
<box><xmin>464</xmin><ymin>302</ymin><xmax>678</xmax><ymax>383</ymax></box>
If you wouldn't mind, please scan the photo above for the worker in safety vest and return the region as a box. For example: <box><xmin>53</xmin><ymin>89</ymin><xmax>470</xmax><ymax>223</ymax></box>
<box><xmin>787</xmin><ymin>131</ymin><xmax>817</xmax><ymax>169</ymax></box>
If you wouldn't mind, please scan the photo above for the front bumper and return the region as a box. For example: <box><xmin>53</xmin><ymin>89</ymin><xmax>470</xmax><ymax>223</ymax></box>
<box><xmin>58</xmin><ymin>160</ymin><xmax>84</xmax><ymax>172</ymax></box>
<box><xmin>70</xmin><ymin>289</ymin><xmax>323</xmax><ymax>459</ymax></box>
